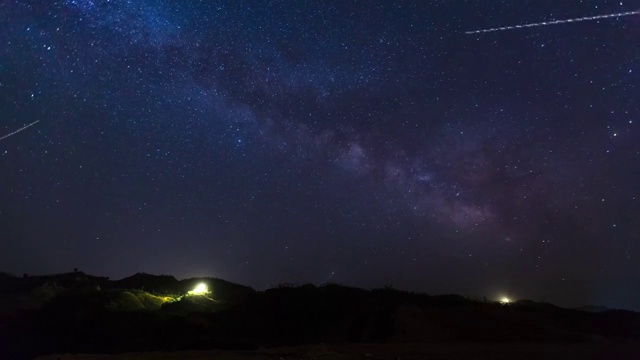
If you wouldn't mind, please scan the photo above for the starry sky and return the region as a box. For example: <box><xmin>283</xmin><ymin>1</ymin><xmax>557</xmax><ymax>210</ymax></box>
<box><xmin>1</xmin><ymin>0</ymin><xmax>639</xmax><ymax>310</ymax></box>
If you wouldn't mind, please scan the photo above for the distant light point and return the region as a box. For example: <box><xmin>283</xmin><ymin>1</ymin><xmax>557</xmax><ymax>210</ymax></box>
<box><xmin>188</xmin><ymin>283</ymin><xmax>209</xmax><ymax>296</ymax></box>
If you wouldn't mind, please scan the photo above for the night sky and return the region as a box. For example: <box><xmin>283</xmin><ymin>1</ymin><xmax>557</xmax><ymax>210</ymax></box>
<box><xmin>1</xmin><ymin>0</ymin><xmax>639</xmax><ymax>310</ymax></box>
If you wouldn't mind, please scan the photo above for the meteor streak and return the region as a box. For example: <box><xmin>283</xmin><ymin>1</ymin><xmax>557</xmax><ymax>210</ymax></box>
<box><xmin>0</xmin><ymin>120</ymin><xmax>40</xmax><ymax>142</ymax></box>
<box><xmin>466</xmin><ymin>9</ymin><xmax>640</xmax><ymax>34</ymax></box>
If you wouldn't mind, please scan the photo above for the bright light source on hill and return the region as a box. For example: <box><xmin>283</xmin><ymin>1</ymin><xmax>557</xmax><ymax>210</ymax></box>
<box><xmin>500</xmin><ymin>297</ymin><xmax>511</xmax><ymax>304</ymax></box>
<box><xmin>188</xmin><ymin>283</ymin><xmax>208</xmax><ymax>295</ymax></box>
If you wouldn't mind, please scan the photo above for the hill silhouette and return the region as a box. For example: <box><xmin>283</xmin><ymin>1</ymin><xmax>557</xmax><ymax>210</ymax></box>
<box><xmin>1</xmin><ymin>272</ymin><xmax>639</xmax><ymax>359</ymax></box>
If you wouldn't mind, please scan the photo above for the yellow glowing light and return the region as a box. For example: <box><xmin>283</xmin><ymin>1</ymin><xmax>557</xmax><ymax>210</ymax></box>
<box><xmin>500</xmin><ymin>297</ymin><xmax>511</xmax><ymax>304</ymax></box>
<box><xmin>188</xmin><ymin>283</ymin><xmax>209</xmax><ymax>295</ymax></box>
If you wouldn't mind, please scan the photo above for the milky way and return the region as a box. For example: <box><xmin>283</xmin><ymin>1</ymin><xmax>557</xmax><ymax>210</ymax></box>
<box><xmin>1</xmin><ymin>0</ymin><xmax>639</xmax><ymax>310</ymax></box>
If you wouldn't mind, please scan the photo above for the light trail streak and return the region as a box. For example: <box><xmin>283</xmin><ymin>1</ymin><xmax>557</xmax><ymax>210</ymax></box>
<box><xmin>0</xmin><ymin>120</ymin><xmax>40</xmax><ymax>142</ymax></box>
<box><xmin>466</xmin><ymin>9</ymin><xmax>640</xmax><ymax>35</ymax></box>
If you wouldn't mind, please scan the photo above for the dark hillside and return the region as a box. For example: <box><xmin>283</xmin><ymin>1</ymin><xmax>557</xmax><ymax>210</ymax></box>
<box><xmin>1</xmin><ymin>272</ymin><xmax>639</xmax><ymax>359</ymax></box>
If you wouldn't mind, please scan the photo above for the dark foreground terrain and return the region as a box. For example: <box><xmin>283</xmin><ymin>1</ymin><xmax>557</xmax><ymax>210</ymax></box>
<box><xmin>32</xmin><ymin>344</ymin><xmax>640</xmax><ymax>360</ymax></box>
<box><xmin>1</xmin><ymin>271</ymin><xmax>639</xmax><ymax>359</ymax></box>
